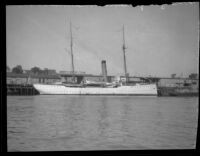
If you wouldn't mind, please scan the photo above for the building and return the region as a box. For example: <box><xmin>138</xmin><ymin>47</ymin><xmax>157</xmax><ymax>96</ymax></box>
<box><xmin>157</xmin><ymin>77</ymin><xmax>198</xmax><ymax>89</ymax></box>
<box><xmin>23</xmin><ymin>69</ymin><xmax>57</xmax><ymax>75</ymax></box>
<box><xmin>59</xmin><ymin>71</ymin><xmax>86</xmax><ymax>75</ymax></box>
<box><xmin>59</xmin><ymin>71</ymin><xmax>91</xmax><ymax>84</ymax></box>
<box><xmin>43</xmin><ymin>69</ymin><xmax>57</xmax><ymax>75</ymax></box>
<box><xmin>23</xmin><ymin>70</ymin><xmax>31</xmax><ymax>74</ymax></box>
<box><xmin>189</xmin><ymin>73</ymin><xmax>199</xmax><ymax>79</ymax></box>
<box><xmin>7</xmin><ymin>72</ymin><xmax>61</xmax><ymax>85</ymax></box>
<box><xmin>7</xmin><ymin>66</ymin><xmax>11</xmax><ymax>72</ymax></box>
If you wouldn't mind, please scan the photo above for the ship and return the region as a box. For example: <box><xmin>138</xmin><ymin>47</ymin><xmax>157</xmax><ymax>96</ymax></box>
<box><xmin>33</xmin><ymin>23</ymin><xmax>158</xmax><ymax>96</ymax></box>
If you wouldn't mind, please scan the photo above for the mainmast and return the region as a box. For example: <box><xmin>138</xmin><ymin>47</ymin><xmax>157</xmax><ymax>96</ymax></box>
<box><xmin>70</xmin><ymin>21</ymin><xmax>75</xmax><ymax>82</ymax></box>
<box><xmin>122</xmin><ymin>25</ymin><xmax>128</xmax><ymax>83</ymax></box>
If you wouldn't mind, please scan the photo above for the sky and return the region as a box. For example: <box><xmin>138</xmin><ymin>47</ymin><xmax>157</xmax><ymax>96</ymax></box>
<box><xmin>6</xmin><ymin>3</ymin><xmax>199</xmax><ymax>77</ymax></box>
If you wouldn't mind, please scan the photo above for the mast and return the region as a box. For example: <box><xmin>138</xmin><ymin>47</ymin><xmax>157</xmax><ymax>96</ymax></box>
<box><xmin>70</xmin><ymin>21</ymin><xmax>75</xmax><ymax>82</ymax></box>
<box><xmin>122</xmin><ymin>25</ymin><xmax>128</xmax><ymax>83</ymax></box>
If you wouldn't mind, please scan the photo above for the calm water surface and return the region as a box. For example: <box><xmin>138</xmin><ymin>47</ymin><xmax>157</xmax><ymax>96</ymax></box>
<box><xmin>7</xmin><ymin>95</ymin><xmax>198</xmax><ymax>151</ymax></box>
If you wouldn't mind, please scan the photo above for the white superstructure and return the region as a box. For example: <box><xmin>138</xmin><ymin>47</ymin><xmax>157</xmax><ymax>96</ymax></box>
<box><xmin>33</xmin><ymin>83</ymin><xmax>158</xmax><ymax>96</ymax></box>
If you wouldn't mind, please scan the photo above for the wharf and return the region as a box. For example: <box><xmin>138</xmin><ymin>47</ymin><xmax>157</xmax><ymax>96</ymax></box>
<box><xmin>7</xmin><ymin>84</ymin><xmax>39</xmax><ymax>96</ymax></box>
<box><xmin>158</xmin><ymin>86</ymin><xmax>198</xmax><ymax>97</ymax></box>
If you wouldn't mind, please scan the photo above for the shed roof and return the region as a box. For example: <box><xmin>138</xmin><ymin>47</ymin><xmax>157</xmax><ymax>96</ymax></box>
<box><xmin>7</xmin><ymin>72</ymin><xmax>61</xmax><ymax>79</ymax></box>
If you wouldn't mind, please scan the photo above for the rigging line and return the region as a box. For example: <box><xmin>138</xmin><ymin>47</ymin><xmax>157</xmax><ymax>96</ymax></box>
<box><xmin>73</xmin><ymin>35</ymin><xmax>122</xmax><ymax>73</ymax></box>
<box><xmin>73</xmin><ymin>37</ymin><xmax>102</xmax><ymax>60</ymax></box>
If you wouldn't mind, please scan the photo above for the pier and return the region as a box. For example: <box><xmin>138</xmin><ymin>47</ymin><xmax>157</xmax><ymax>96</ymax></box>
<box><xmin>7</xmin><ymin>84</ymin><xmax>39</xmax><ymax>96</ymax></box>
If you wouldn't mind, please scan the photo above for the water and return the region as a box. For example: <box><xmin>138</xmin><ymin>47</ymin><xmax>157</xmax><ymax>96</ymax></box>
<box><xmin>7</xmin><ymin>95</ymin><xmax>198</xmax><ymax>151</ymax></box>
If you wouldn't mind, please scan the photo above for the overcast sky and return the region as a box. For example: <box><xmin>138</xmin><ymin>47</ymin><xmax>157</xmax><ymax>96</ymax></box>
<box><xmin>6</xmin><ymin>3</ymin><xmax>199</xmax><ymax>77</ymax></box>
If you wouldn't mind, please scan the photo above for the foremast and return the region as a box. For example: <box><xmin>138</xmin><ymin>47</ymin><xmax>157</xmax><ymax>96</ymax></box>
<box><xmin>69</xmin><ymin>21</ymin><xmax>75</xmax><ymax>83</ymax></box>
<box><xmin>122</xmin><ymin>25</ymin><xmax>128</xmax><ymax>84</ymax></box>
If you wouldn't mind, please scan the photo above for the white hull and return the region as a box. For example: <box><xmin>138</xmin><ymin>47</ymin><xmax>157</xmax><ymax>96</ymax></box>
<box><xmin>33</xmin><ymin>83</ymin><xmax>158</xmax><ymax>96</ymax></box>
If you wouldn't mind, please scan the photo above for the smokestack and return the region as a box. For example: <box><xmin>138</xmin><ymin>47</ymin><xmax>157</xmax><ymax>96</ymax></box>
<box><xmin>101</xmin><ymin>60</ymin><xmax>108</xmax><ymax>82</ymax></box>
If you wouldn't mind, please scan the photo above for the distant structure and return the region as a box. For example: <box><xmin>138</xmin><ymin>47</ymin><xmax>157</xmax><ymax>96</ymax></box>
<box><xmin>23</xmin><ymin>70</ymin><xmax>31</xmax><ymax>74</ymax></box>
<box><xmin>59</xmin><ymin>71</ymin><xmax>86</xmax><ymax>75</ymax></box>
<box><xmin>171</xmin><ymin>74</ymin><xmax>176</xmax><ymax>78</ymax></box>
<box><xmin>23</xmin><ymin>69</ymin><xmax>57</xmax><ymax>75</ymax></box>
<box><xmin>6</xmin><ymin>66</ymin><xmax>11</xmax><ymax>72</ymax></box>
<box><xmin>7</xmin><ymin>72</ymin><xmax>60</xmax><ymax>84</ymax></box>
<box><xmin>189</xmin><ymin>73</ymin><xmax>198</xmax><ymax>79</ymax></box>
<box><xmin>44</xmin><ymin>69</ymin><xmax>57</xmax><ymax>75</ymax></box>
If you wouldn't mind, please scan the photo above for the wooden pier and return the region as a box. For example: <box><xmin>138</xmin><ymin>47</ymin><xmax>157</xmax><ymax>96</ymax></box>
<box><xmin>7</xmin><ymin>84</ymin><xmax>39</xmax><ymax>96</ymax></box>
<box><xmin>157</xmin><ymin>86</ymin><xmax>198</xmax><ymax>97</ymax></box>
